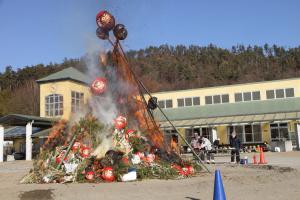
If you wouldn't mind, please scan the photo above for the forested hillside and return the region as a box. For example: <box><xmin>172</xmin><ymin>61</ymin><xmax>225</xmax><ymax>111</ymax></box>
<box><xmin>1</xmin><ymin>44</ymin><xmax>300</xmax><ymax>116</ymax></box>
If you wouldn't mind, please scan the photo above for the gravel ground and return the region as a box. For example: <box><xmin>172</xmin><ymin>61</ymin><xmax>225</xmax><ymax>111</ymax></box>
<box><xmin>0</xmin><ymin>151</ymin><xmax>299</xmax><ymax>200</ymax></box>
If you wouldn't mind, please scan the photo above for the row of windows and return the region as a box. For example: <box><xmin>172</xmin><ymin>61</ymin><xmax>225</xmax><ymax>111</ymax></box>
<box><xmin>266</xmin><ymin>88</ymin><xmax>294</xmax><ymax>99</ymax></box>
<box><xmin>158</xmin><ymin>88</ymin><xmax>295</xmax><ymax>109</ymax></box>
<box><xmin>182</xmin><ymin>123</ymin><xmax>289</xmax><ymax>144</ymax></box>
<box><xmin>45</xmin><ymin>91</ymin><xmax>84</xmax><ymax>117</ymax></box>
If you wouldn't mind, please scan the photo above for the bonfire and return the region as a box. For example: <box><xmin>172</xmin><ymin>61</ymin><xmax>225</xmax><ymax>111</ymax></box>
<box><xmin>21</xmin><ymin>10</ymin><xmax>202</xmax><ymax>184</ymax></box>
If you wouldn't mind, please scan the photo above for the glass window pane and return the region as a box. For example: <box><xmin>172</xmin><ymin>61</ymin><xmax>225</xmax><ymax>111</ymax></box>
<box><xmin>166</xmin><ymin>100</ymin><xmax>173</xmax><ymax>108</ymax></box>
<box><xmin>245</xmin><ymin>133</ymin><xmax>253</xmax><ymax>142</ymax></box>
<box><xmin>243</xmin><ymin>92</ymin><xmax>251</xmax><ymax>101</ymax></box>
<box><xmin>253</xmin><ymin>125</ymin><xmax>262</xmax><ymax>142</ymax></box>
<box><xmin>271</xmin><ymin>128</ymin><xmax>279</xmax><ymax>141</ymax></box>
<box><xmin>235</xmin><ymin>126</ymin><xmax>244</xmax><ymax>143</ymax></box>
<box><xmin>158</xmin><ymin>100</ymin><xmax>165</xmax><ymax>108</ymax></box>
<box><xmin>235</xmin><ymin>93</ymin><xmax>242</xmax><ymax>102</ymax></box>
<box><xmin>72</xmin><ymin>91</ymin><xmax>75</xmax><ymax>98</ymax></box>
<box><xmin>276</xmin><ymin>89</ymin><xmax>284</xmax><ymax>98</ymax></box>
<box><xmin>213</xmin><ymin>95</ymin><xmax>221</xmax><ymax>104</ymax></box>
<box><xmin>279</xmin><ymin>128</ymin><xmax>289</xmax><ymax>140</ymax></box>
<box><xmin>221</xmin><ymin>94</ymin><xmax>229</xmax><ymax>103</ymax></box>
<box><xmin>60</xmin><ymin>95</ymin><xmax>63</xmax><ymax>101</ymax></box>
<box><xmin>205</xmin><ymin>96</ymin><xmax>212</xmax><ymax>104</ymax></box>
<box><xmin>285</xmin><ymin>88</ymin><xmax>294</xmax><ymax>97</ymax></box>
<box><xmin>50</xmin><ymin>96</ymin><xmax>54</xmax><ymax>103</ymax></box>
<box><xmin>244</xmin><ymin>125</ymin><xmax>252</xmax><ymax>133</ymax></box>
<box><xmin>193</xmin><ymin>97</ymin><xmax>200</xmax><ymax>105</ymax></box>
<box><xmin>266</xmin><ymin>90</ymin><xmax>275</xmax><ymax>99</ymax></box>
<box><xmin>252</xmin><ymin>91</ymin><xmax>260</xmax><ymax>100</ymax></box>
<box><xmin>185</xmin><ymin>98</ymin><xmax>192</xmax><ymax>106</ymax></box>
<box><xmin>270</xmin><ymin>123</ymin><xmax>278</xmax><ymax>128</ymax></box>
<box><xmin>177</xmin><ymin>99</ymin><xmax>184</xmax><ymax>107</ymax></box>
<box><xmin>60</xmin><ymin>109</ymin><xmax>63</xmax><ymax>115</ymax></box>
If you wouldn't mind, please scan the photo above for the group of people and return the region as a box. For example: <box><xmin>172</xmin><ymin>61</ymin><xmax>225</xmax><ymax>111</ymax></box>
<box><xmin>191</xmin><ymin>131</ymin><xmax>241</xmax><ymax>164</ymax></box>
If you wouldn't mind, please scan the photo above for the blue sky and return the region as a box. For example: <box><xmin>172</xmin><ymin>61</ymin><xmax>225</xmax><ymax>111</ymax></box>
<box><xmin>0</xmin><ymin>0</ymin><xmax>300</xmax><ymax>71</ymax></box>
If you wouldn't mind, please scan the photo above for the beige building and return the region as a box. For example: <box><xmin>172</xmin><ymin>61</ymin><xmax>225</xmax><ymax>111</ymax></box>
<box><xmin>152</xmin><ymin>78</ymin><xmax>300</xmax><ymax>150</ymax></box>
<box><xmin>37</xmin><ymin>67</ymin><xmax>91</xmax><ymax>120</ymax></box>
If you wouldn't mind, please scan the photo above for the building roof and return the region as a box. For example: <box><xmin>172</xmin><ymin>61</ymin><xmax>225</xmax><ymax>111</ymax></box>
<box><xmin>151</xmin><ymin>77</ymin><xmax>300</xmax><ymax>95</ymax></box>
<box><xmin>36</xmin><ymin>67</ymin><xmax>89</xmax><ymax>85</ymax></box>
<box><xmin>4</xmin><ymin>126</ymin><xmax>43</xmax><ymax>140</ymax></box>
<box><xmin>0</xmin><ymin>114</ymin><xmax>55</xmax><ymax>127</ymax></box>
<box><xmin>154</xmin><ymin>97</ymin><xmax>300</xmax><ymax>127</ymax></box>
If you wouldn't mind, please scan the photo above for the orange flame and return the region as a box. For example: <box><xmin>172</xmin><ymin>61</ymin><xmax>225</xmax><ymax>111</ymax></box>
<box><xmin>111</xmin><ymin>45</ymin><xmax>167</xmax><ymax>151</ymax></box>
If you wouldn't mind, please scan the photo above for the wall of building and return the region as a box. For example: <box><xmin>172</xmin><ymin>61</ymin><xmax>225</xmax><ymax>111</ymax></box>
<box><xmin>40</xmin><ymin>80</ymin><xmax>91</xmax><ymax>120</ymax></box>
<box><xmin>151</xmin><ymin>78</ymin><xmax>300</xmax><ymax>108</ymax></box>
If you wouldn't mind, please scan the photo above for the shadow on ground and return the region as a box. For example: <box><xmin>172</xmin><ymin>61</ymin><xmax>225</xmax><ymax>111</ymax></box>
<box><xmin>19</xmin><ymin>189</ymin><xmax>54</xmax><ymax>200</ymax></box>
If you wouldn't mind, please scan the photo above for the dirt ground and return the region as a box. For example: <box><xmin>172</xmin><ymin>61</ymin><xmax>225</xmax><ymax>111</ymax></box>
<box><xmin>0</xmin><ymin>152</ymin><xmax>300</xmax><ymax>200</ymax></box>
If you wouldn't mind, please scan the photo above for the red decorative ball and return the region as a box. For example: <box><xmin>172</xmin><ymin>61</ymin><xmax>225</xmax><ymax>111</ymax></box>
<box><xmin>135</xmin><ymin>152</ymin><xmax>145</xmax><ymax>159</ymax></box>
<box><xmin>102</xmin><ymin>167</ymin><xmax>115</xmax><ymax>182</ymax></box>
<box><xmin>145</xmin><ymin>153</ymin><xmax>155</xmax><ymax>163</ymax></box>
<box><xmin>91</xmin><ymin>77</ymin><xmax>107</xmax><ymax>95</ymax></box>
<box><xmin>72</xmin><ymin>142</ymin><xmax>81</xmax><ymax>152</ymax></box>
<box><xmin>80</xmin><ymin>146</ymin><xmax>91</xmax><ymax>158</ymax></box>
<box><xmin>96</xmin><ymin>10</ymin><xmax>115</xmax><ymax>31</ymax></box>
<box><xmin>114</xmin><ymin>115</ymin><xmax>127</xmax><ymax>130</ymax></box>
<box><xmin>85</xmin><ymin>170</ymin><xmax>95</xmax><ymax>180</ymax></box>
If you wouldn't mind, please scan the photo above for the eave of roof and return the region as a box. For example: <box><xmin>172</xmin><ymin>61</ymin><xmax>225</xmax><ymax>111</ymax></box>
<box><xmin>154</xmin><ymin>97</ymin><xmax>300</xmax><ymax>122</ymax></box>
<box><xmin>36</xmin><ymin>67</ymin><xmax>89</xmax><ymax>85</ymax></box>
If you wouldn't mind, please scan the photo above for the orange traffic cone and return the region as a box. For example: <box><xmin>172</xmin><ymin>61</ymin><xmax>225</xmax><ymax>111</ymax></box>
<box><xmin>253</xmin><ymin>154</ymin><xmax>257</xmax><ymax>164</ymax></box>
<box><xmin>259</xmin><ymin>147</ymin><xmax>267</xmax><ymax>164</ymax></box>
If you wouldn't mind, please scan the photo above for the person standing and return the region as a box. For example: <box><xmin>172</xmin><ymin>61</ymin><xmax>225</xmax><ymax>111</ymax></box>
<box><xmin>230</xmin><ymin>131</ymin><xmax>241</xmax><ymax>163</ymax></box>
<box><xmin>199</xmin><ymin>136</ymin><xmax>215</xmax><ymax>164</ymax></box>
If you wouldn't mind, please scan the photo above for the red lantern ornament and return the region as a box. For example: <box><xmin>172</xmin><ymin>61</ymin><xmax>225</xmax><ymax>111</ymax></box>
<box><xmin>72</xmin><ymin>142</ymin><xmax>81</xmax><ymax>152</ymax></box>
<box><xmin>91</xmin><ymin>77</ymin><xmax>107</xmax><ymax>95</ymax></box>
<box><xmin>80</xmin><ymin>146</ymin><xmax>91</xmax><ymax>158</ymax></box>
<box><xmin>96</xmin><ymin>10</ymin><xmax>115</xmax><ymax>31</ymax></box>
<box><xmin>85</xmin><ymin>170</ymin><xmax>95</xmax><ymax>180</ymax></box>
<box><xmin>114</xmin><ymin>115</ymin><xmax>127</xmax><ymax>130</ymax></box>
<box><xmin>102</xmin><ymin>167</ymin><xmax>115</xmax><ymax>182</ymax></box>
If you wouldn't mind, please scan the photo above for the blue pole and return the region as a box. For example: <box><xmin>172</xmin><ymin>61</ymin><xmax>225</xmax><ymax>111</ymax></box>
<box><xmin>213</xmin><ymin>170</ymin><xmax>226</xmax><ymax>200</ymax></box>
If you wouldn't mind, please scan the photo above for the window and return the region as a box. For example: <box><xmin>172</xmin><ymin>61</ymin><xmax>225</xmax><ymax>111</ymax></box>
<box><xmin>71</xmin><ymin>91</ymin><xmax>84</xmax><ymax>112</ymax></box>
<box><xmin>266</xmin><ymin>90</ymin><xmax>275</xmax><ymax>99</ymax></box>
<box><xmin>158</xmin><ymin>100</ymin><xmax>165</xmax><ymax>108</ymax></box>
<box><xmin>205</xmin><ymin>96</ymin><xmax>212</xmax><ymax>104</ymax></box>
<box><xmin>166</xmin><ymin>100</ymin><xmax>173</xmax><ymax>108</ymax></box>
<box><xmin>45</xmin><ymin>94</ymin><xmax>63</xmax><ymax>116</ymax></box>
<box><xmin>177</xmin><ymin>99</ymin><xmax>184</xmax><ymax>107</ymax></box>
<box><xmin>185</xmin><ymin>98</ymin><xmax>192</xmax><ymax>106</ymax></box>
<box><xmin>275</xmin><ymin>89</ymin><xmax>284</xmax><ymax>98</ymax></box>
<box><xmin>213</xmin><ymin>95</ymin><xmax>221</xmax><ymax>104</ymax></box>
<box><xmin>252</xmin><ymin>91</ymin><xmax>260</xmax><ymax>100</ymax></box>
<box><xmin>158</xmin><ymin>99</ymin><xmax>173</xmax><ymax>109</ymax></box>
<box><xmin>222</xmin><ymin>94</ymin><xmax>229</xmax><ymax>103</ymax></box>
<box><xmin>270</xmin><ymin>123</ymin><xmax>289</xmax><ymax>141</ymax></box>
<box><xmin>235</xmin><ymin>93</ymin><xmax>243</xmax><ymax>102</ymax></box>
<box><xmin>243</xmin><ymin>92</ymin><xmax>251</xmax><ymax>101</ymax></box>
<box><xmin>193</xmin><ymin>97</ymin><xmax>200</xmax><ymax>105</ymax></box>
<box><xmin>285</xmin><ymin>88</ymin><xmax>294</xmax><ymax>97</ymax></box>
<box><xmin>228</xmin><ymin>124</ymin><xmax>262</xmax><ymax>143</ymax></box>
